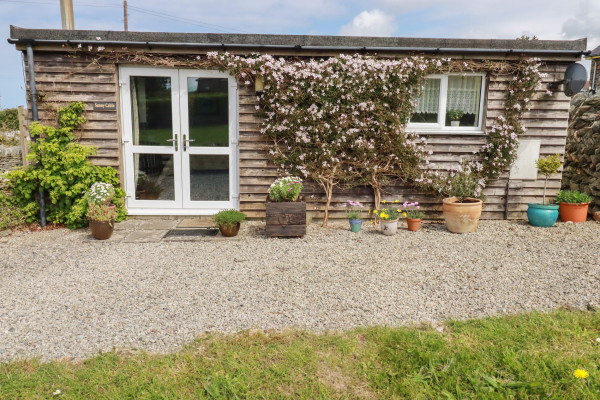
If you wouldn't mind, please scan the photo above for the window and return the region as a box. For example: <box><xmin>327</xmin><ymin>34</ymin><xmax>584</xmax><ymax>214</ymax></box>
<box><xmin>409</xmin><ymin>74</ymin><xmax>485</xmax><ymax>131</ymax></box>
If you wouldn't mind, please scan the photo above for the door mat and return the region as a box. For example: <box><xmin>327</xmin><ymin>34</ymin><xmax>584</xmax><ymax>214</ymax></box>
<box><xmin>164</xmin><ymin>228</ymin><xmax>219</xmax><ymax>238</ymax></box>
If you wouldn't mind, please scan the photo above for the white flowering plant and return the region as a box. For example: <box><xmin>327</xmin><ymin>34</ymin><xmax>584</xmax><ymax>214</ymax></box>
<box><xmin>85</xmin><ymin>182</ymin><xmax>115</xmax><ymax>206</ymax></box>
<box><xmin>268</xmin><ymin>176</ymin><xmax>303</xmax><ymax>202</ymax></box>
<box><xmin>206</xmin><ymin>53</ymin><xmax>544</xmax><ymax>215</ymax></box>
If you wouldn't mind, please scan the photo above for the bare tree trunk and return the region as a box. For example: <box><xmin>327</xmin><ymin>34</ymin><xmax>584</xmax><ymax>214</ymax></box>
<box><xmin>543</xmin><ymin>175</ymin><xmax>548</xmax><ymax>205</ymax></box>
<box><xmin>322</xmin><ymin>181</ymin><xmax>333</xmax><ymax>228</ymax></box>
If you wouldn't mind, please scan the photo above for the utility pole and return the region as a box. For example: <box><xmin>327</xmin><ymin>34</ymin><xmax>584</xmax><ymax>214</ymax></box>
<box><xmin>124</xmin><ymin>0</ymin><xmax>128</xmax><ymax>31</ymax></box>
<box><xmin>60</xmin><ymin>0</ymin><xmax>74</xmax><ymax>30</ymax></box>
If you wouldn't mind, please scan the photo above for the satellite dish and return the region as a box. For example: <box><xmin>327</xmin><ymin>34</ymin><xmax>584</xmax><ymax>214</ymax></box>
<box><xmin>563</xmin><ymin>63</ymin><xmax>587</xmax><ymax>96</ymax></box>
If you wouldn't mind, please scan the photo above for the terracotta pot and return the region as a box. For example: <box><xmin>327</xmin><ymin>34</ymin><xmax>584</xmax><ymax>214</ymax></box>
<box><xmin>219</xmin><ymin>222</ymin><xmax>240</xmax><ymax>237</ymax></box>
<box><xmin>442</xmin><ymin>197</ymin><xmax>483</xmax><ymax>234</ymax></box>
<box><xmin>559</xmin><ymin>202</ymin><xmax>589</xmax><ymax>223</ymax></box>
<box><xmin>406</xmin><ymin>218</ymin><xmax>421</xmax><ymax>232</ymax></box>
<box><xmin>89</xmin><ymin>219</ymin><xmax>114</xmax><ymax>240</ymax></box>
<box><xmin>380</xmin><ymin>219</ymin><xmax>398</xmax><ymax>236</ymax></box>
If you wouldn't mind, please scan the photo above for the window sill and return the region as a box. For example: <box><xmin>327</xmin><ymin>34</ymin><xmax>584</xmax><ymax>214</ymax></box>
<box><xmin>406</xmin><ymin>128</ymin><xmax>486</xmax><ymax>136</ymax></box>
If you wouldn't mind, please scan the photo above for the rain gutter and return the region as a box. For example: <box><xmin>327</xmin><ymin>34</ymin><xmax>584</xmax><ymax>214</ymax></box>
<box><xmin>7</xmin><ymin>38</ymin><xmax>591</xmax><ymax>56</ymax></box>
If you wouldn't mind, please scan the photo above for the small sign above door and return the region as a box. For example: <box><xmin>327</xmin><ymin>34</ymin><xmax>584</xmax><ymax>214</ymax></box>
<box><xmin>93</xmin><ymin>102</ymin><xmax>117</xmax><ymax>110</ymax></box>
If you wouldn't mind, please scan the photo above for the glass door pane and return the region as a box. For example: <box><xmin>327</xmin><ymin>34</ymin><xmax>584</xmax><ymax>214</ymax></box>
<box><xmin>133</xmin><ymin>154</ymin><xmax>176</xmax><ymax>200</ymax></box>
<box><xmin>187</xmin><ymin>77</ymin><xmax>229</xmax><ymax>147</ymax></box>
<box><xmin>189</xmin><ymin>155</ymin><xmax>229</xmax><ymax>201</ymax></box>
<box><xmin>130</xmin><ymin>76</ymin><xmax>173</xmax><ymax>146</ymax></box>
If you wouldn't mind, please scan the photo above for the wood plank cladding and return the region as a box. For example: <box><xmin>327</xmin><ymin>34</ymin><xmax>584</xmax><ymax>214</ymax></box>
<box><xmin>25</xmin><ymin>50</ymin><xmax>576</xmax><ymax>220</ymax></box>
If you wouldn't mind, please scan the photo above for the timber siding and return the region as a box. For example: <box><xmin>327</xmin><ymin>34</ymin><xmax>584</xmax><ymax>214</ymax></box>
<box><xmin>12</xmin><ymin>27</ymin><xmax>585</xmax><ymax>220</ymax></box>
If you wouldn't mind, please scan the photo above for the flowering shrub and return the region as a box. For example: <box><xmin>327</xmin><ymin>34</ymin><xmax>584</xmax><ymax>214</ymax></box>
<box><xmin>85</xmin><ymin>182</ymin><xmax>115</xmax><ymax>206</ymax></box>
<box><xmin>206</xmin><ymin>53</ymin><xmax>544</xmax><ymax>216</ymax></box>
<box><xmin>268</xmin><ymin>176</ymin><xmax>303</xmax><ymax>202</ymax></box>
<box><xmin>342</xmin><ymin>200</ymin><xmax>364</xmax><ymax>220</ymax></box>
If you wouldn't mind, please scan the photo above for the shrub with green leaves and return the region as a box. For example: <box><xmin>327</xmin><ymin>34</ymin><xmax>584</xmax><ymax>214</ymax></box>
<box><xmin>213</xmin><ymin>209</ymin><xmax>246</xmax><ymax>229</ymax></box>
<box><xmin>536</xmin><ymin>154</ymin><xmax>562</xmax><ymax>205</ymax></box>
<box><xmin>554</xmin><ymin>190</ymin><xmax>593</xmax><ymax>205</ymax></box>
<box><xmin>3</xmin><ymin>102</ymin><xmax>126</xmax><ymax>229</ymax></box>
<box><xmin>268</xmin><ymin>176</ymin><xmax>303</xmax><ymax>202</ymax></box>
<box><xmin>0</xmin><ymin>177</ymin><xmax>25</xmax><ymax>230</ymax></box>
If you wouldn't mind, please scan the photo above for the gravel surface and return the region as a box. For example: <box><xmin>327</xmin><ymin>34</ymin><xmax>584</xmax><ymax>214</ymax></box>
<box><xmin>1</xmin><ymin>220</ymin><xmax>599</xmax><ymax>362</ymax></box>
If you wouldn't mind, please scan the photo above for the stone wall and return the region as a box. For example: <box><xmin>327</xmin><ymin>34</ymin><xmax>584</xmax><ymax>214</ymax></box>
<box><xmin>562</xmin><ymin>92</ymin><xmax>600</xmax><ymax>214</ymax></box>
<box><xmin>0</xmin><ymin>145</ymin><xmax>22</xmax><ymax>172</ymax></box>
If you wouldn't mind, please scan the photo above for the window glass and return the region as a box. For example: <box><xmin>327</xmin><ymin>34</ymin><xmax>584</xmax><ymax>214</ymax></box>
<box><xmin>411</xmin><ymin>78</ymin><xmax>440</xmax><ymax>123</ymax></box>
<box><xmin>445</xmin><ymin>75</ymin><xmax>482</xmax><ymax>127</ymax></box>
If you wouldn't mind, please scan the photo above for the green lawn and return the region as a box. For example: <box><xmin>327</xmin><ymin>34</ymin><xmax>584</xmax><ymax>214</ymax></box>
<box><xmin>1</xmin><ymin>310</ymin><xmax>599</xmax><ymax>399</ymax></box>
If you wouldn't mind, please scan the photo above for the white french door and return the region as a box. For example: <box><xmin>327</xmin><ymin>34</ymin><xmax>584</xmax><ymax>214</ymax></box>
<box><xmin>120</xmin><ymin>66</ymin><xmax>239</xmax><ymax>215</ymax></box>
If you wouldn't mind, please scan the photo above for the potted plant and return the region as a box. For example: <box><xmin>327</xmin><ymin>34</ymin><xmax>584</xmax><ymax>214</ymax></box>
<box><xmin>373</xmin><ymin>201</ymin><xmax>402</xmax><ymax>236</ymax></box>
<box><xmin>343</xmin><ymin>200</ymin><xmax>364</xmax><ymax>232</ymax></box>
<box><xmin>265</xmin><ymin>176</ymin><xmax>306</xmax><ymax>237</ymax></box>
<box><xmin>447</xmin><ymin>109</ymin><xmax>465</xmax><ymax>127</ymax></box>
<box><xmin>442</xmin><ymin>167</ymin><xmax>483</xmax><ymax>233</ymax></box>
<box><xmin>86</xmin><ymin>182</ymin><xmax>117</xmax><ymax>240</ymax></box>
<box><xmin>555</xmin><ymin>190</ymin><xmax>593</xmax><ymax>223</ymax></box>
<box><xmin>213</xmin><ymin>209</ymin><xmax>246</xmax><ymax>237</ymax></box>
<box><xmin>403</xmin><ymin>201</ymin><xmax>424</xmax><ymax>232</ymax></box>
<box><xmin>527</xmin><ymin>154</ymin><xmax>561</xmax><ymax>227</ymax></box>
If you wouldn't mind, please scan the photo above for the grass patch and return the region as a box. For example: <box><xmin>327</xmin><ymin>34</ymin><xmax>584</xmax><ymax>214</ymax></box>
<box><xmin>1</xmin><ymin>311</ymin><xmax>600</xmax><ymax>399</ymax></box>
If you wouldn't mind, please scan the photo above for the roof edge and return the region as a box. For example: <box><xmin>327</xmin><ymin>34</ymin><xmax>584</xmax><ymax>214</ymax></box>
<box><xmin>9</xmin><ymin>26</ymin><xmax>588</xmax><ymax>53</ymax></box>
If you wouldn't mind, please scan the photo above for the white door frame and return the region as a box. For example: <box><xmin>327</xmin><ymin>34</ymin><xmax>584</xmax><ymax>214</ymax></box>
<box><xmin>119</xmin><ymin>66</ymin><xmax>239</xmax><ymax>215</ymax></box>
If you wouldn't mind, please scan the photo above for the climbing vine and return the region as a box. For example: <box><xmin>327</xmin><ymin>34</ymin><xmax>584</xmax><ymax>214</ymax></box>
<box><xmin>74</xmin><ymin>46</ymin><xmax>546</xmax><ymax>224</ymax></box>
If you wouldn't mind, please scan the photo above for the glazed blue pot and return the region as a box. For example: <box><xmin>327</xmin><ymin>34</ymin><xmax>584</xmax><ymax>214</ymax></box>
<box><xmin>527</xmin><ymin>203</ymin><xmax>559</xmax><ymax>227</ymax></box>
<box><xmin>349</xmin><ymin>219</ymin><xmax>362</xmax><ymax>233</ymax></box>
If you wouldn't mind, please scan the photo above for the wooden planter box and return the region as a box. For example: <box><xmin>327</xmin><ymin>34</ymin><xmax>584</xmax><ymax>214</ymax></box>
<box><xmin>265</xmin><ymin>200</ymin><xmax>306</xmax><ymax>238</ymax></box>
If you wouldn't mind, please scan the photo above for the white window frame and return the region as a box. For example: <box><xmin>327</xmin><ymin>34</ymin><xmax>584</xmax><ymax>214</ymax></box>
<box><xmin>407</xmin><ymin>73</ymin><xmax>486</xmax><ymax>134</ymax></box>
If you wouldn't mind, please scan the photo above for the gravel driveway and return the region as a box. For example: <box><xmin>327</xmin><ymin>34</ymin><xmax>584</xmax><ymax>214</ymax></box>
<box><xmin>1</xmin><ymin>220</ymin><xmax>599</xmax><ymax>362</ymax></box>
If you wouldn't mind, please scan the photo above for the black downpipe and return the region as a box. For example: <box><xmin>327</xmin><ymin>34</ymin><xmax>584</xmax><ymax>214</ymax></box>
<box><xmin>26</xmin><ymin>43</ymin><xmax>46</xmax><ymax>227</ymax></box>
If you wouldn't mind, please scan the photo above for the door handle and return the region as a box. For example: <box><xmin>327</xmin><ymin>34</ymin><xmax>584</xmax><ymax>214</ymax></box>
<box><xmin>166</xmin><ymin>134</ymin><xmax>178</xmax><ymax>151</ymax></box>
<box><xmin>183</xmin><ymin>135</ymin><xmax>195</xmax><ymax>151</ymax></box>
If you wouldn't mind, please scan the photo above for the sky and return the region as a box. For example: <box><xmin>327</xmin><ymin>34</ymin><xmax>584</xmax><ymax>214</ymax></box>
<box><xmin>1</xmin><ymin>0</ymin><xmax>599</xmax><ymax>109</ymax></box>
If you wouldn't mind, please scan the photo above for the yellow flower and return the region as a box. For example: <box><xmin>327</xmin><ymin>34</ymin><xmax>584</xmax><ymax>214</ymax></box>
<box><xmin>382</xmin><ymin>200</ymin><xmax>386</xmax><ymax>203</ymax></box>
<box><xmin>396</xmin><ymin>209</ymin><xmax>401</xmax><ymax>212</ymax></box>
<box><xmin>380</xmin><ymin>212</ymin><xmax>389</xmax><ymax>219</ymax></box>
<box><xmin>574</xmin><ymin>369</ymin><xmax>589</xmax><ymax>379</ymax></box>
<box><xmin>373</xmin><ymin>210</ymin><xmax>378</xmax><ymax>214</ymax></box>
<box><xmin>394</xmin><ymin>200</ymin><xmax>399</xmax><ymax>203</ymax></box>
<box><xmin>403</xmin><ymin>212</ymin><xmax>407</xmax><ymax>217</ymax></box>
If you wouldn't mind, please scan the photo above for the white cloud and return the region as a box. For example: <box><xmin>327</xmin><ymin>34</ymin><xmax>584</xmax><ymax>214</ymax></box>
<box><xmin>561</xmin><ymin>0</ymin><xmax>600</xmax><ymax>46</ymax></box>
<box><xmin>339</xmin><ymin>9</ymin><xmax>396</xmax><ymax>37</ymax></box>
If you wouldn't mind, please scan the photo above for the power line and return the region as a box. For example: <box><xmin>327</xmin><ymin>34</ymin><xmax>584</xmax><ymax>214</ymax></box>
<box><xmin>0</xmin><ymin>0</ymin><xmax>248</xmax><ymax>34</ymax></box>
<box><xmin>127</xmin><ymin>5</ymin><xmax>249</xmax><ymax>33</ymax></box>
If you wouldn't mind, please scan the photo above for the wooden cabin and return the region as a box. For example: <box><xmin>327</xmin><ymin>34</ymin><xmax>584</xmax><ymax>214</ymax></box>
<box><xmin>9</xmin><ymin>26</ymin><xmax>587</xmax><ymax>220</ymax></box>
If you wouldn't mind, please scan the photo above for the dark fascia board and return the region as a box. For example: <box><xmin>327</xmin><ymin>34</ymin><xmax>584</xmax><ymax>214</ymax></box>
<box><xmin>9</xmin><ymin>25</ymin><xmax>588</xmax><ymax>54</ymax></box>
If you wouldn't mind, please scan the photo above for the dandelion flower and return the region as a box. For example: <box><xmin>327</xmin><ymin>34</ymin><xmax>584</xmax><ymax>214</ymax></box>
<box><xmin>574</xmin><ymin>369</ymin><xmax>589</xmax><ymax>379</ymax></box>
